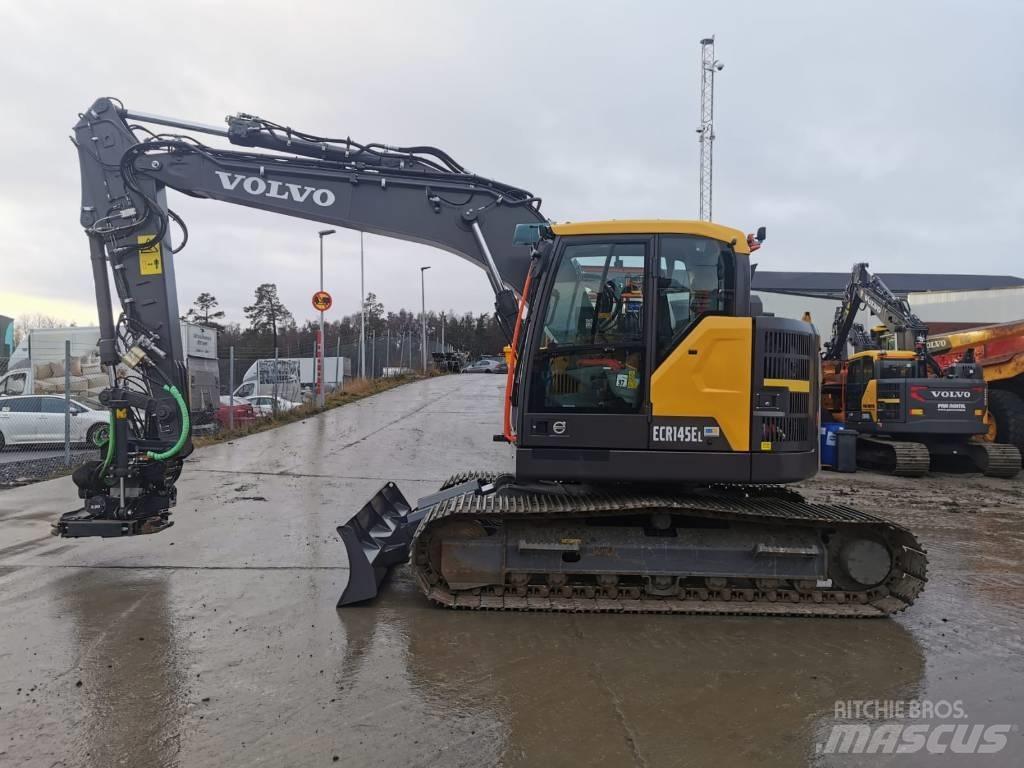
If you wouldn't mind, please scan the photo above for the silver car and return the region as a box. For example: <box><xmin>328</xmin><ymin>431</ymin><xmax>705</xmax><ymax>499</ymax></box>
<box><xmin>0</xmin><ymin>395</ymin><xmax>110</xmax><ymax>449</ymax></box>
<box><xmin>461</xmin><ymin>358</ymin><xmax>508</xmax><ymax>374</ymax></box>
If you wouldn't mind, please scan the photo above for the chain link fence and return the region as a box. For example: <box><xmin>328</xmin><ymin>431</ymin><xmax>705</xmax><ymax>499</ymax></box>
<box><xmin>0</xmin><ymin>330</ymin><xmax>461</xmax><ymax>486</ymax></box>
<box><xmin>0</xmin><ymin>341</ymin><xmax>109</xmax><ymax>487</ymax></box>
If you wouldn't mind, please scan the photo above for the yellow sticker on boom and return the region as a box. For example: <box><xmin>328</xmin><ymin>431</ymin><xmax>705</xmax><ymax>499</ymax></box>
<box><xmin>137</xmin><ymin>236</ymin><xmax>163</xmax><ymax>275</ymax></box>
<box><xmin>760</xmin><ymin>441</ymin><xmax>773</xmax><ymax>451</ymax></box>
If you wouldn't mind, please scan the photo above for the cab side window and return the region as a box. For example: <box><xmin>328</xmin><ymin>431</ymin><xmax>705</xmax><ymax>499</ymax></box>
<box><xmin>656</xmin><ymin>235</ymin><xmax>735</xmax><ymax>361</ymax></box>
<box><xmin>2</xmin><ymin>373</ymin><xmax>26</xmax><ymax>395</ymax></box>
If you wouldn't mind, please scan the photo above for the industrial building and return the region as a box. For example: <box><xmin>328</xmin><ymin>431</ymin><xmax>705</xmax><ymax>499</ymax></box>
<box><xmin>753</xmin><ymin>271</ymin><xmax>1024</xmax><ymax>335</ymax></box>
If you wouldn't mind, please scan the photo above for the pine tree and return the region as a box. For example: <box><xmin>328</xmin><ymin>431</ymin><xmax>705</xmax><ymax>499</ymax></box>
<box><xmin>182</xmin><ymin>292</ymin><xmax>226</xmax><ymax>329</ymax></box>
<box><xmin>244</xmin><ymin>283</ymin><xmax>293</xmax><ymax>349</ymax></box>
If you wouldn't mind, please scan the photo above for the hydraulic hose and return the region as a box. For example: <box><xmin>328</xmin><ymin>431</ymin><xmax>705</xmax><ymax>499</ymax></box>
<box><xmin>147</xmin><ymin>384</ymin><xmax>189</xmax><ymax>461</ymax></box>
<box><xmin>97</xmin><ymin>412</ymin><xmax>115</xmax><ymax>476</ymax></box>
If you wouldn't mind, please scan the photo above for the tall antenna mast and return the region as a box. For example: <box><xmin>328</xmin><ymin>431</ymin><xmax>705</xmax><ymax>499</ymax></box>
<box><xmin>698</xmin><ymin>36</ymin><xmax>723</xmax><ymax>221</ymax></box>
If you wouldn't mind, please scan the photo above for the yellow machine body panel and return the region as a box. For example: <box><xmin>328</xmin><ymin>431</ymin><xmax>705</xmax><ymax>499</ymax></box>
<box><xmin>848</xmin><ymin>349</ymin><xmax>917</xmax><ymax>363</ymax></box>
<box><xmin>650</xmin><ymin>316</ymin><xmax>753</xmax><ymax>451</ymax></box>
<box><xmin>861</xmin><ymin>379</ymin><xmax>879</xmax><ymax>422</ymax></box>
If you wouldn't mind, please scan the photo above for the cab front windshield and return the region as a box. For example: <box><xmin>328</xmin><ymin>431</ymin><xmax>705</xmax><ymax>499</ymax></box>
<box><xmin>529</xmin><ymin>236</ymin><xmax>735</xmax><ymax>413</ymax></box>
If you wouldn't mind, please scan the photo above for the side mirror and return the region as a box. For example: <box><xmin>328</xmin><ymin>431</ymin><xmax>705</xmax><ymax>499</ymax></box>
<box><xmin>512</xmin><ymin>223</ymin><xmax>545</xmax><ymax>246</ymax></box>
<box><xmin>756</xmin><ymin>226</ymin><xmax>767</xmax><ymax>243</ymax></box>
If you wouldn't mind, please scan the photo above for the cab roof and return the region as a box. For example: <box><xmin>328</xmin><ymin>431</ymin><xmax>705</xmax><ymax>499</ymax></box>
<box><xmin>549</xmin><ymin>220</ymin><xmax>751</xmax><ymax>254</ymax></box>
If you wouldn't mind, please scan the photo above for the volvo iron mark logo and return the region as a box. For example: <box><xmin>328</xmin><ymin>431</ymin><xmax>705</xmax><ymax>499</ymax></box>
<box><xmin>552</xmin><ymin>420</ymin><xmax>567</xmax><ymax>435</ymax></box>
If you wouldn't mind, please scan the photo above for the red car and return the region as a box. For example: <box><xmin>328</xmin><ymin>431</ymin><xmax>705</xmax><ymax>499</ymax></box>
<box><xmin>216</xmin><ymin>395</ymin><xmax>258</xmax><ymax>430</ymax></box>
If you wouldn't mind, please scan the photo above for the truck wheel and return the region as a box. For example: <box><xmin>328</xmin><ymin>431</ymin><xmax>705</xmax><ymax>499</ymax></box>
<box><xmin>0</xmin><ymin>431</ymin><xmax>5</xmax><ymax>451</ymax></box>
<box><xmin>87</xmin><ymin>423</ymin><xmax>110</xmax><ymax>448</ymax></box>
<box><xmin>988</xmin><ymin>389</ymin><xmax>1024</xmax><ymax>452</ymax></box>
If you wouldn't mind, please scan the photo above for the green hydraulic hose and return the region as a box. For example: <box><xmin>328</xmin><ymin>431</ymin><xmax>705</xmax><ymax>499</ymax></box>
<box><xmin>147</xmin><ymin>384</ymin><xmax>190</xmax><ymax>461</ymax></box>
<box><xmin>97</xmin><ymin>412</ymin><xmax>115</xmax><ymax>476</ymax></box>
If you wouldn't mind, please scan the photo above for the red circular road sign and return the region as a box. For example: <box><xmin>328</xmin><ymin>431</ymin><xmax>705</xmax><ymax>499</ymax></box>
<box><xmin>312</xmin><ymin>290</ymin><xmax>333</xmax><ymax>312</ymax></box>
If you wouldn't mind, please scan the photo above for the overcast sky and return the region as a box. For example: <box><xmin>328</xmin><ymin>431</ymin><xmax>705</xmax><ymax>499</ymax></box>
<box><xmin>1</xmin><ymin>1</ymin><xmax>1022</xmax><ymax>329</ymax></box>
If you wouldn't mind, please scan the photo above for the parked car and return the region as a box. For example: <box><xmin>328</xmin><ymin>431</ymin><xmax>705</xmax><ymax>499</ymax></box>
<box><xmin>0</xmin><ymin>394</ymin><xmax>109</xmax><ymax>450</ymax></box>
<box><xmin>216</xmin><ymin>395</ymin><xmax>258</xmax><ymax>431</ymax></box>
<box><xmin>246</xmin><ymin>395</ymin><xmax>300</xmax><ymax>417</ymax></box>
<box><xmin>462</xmin><ymin>358</ymin><xmax>508</xmax><ymax>374</ymax></box>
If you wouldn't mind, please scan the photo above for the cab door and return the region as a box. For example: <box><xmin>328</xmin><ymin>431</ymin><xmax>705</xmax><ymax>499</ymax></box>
<box><xmin>844</xmin><ymin>357</ymin><xmax>873</xmax><ymax>424</ymax></box>
<box><xmin>519</xmin><ymin>236</ymin><xmax>652</xmax><ymax>450</ymax></box>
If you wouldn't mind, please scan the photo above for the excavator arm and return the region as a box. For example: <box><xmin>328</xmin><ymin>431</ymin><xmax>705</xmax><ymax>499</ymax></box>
<box><xmin>823</xmin><ymin>262</ymin><xmax>932</xmax><ymax>361</ymax></box>
<box><xmin>56</xmin><ymin>96</ymin><xmax>546</xmax><ymax>538</ymax></box>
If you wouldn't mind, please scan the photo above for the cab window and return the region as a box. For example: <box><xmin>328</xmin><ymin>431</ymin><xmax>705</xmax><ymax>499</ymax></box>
<box><xmin>879</xmin><ymin>360</ymin><xmax>916</xmax><ymax>379</ymax></box>
<box><xmin>655</xmin><ymin>235</ymin><xmax>735</xmax><ymax>361</ymax></box>
<box><xmin>2</xmin><ymin>372</ymin><xmax>26</xmax><ymax>395</ymax></box>
<box><xmin>530</xmin><ymin>241</ymin><xmax>645</xmax><ymax>413</ymax></box>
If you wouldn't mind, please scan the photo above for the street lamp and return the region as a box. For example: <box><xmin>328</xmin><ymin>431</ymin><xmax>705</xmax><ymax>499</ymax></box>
<box><xmin>420</xmin><ymin>266</ymin><xmax>431</xmax><ymax>371</ymax></box>
<box><xmin>317</xmin><ymin>229</ymin><xmax>335</xmax><ymax>406</ymax></box>
<box><xmin>359</xmin><ymin>231</ymin><xmax>366</xmax><ymax>379</ymax></box>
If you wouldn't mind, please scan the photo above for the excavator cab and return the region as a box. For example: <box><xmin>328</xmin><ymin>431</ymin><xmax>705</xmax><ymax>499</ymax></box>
<box><xmin>511</xmin><ymin>221</ymin><xmax>819</xmax><ymax>485</ymax></box>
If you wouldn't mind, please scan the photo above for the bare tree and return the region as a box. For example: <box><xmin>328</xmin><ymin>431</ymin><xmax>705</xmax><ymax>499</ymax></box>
<box><xmin>13</xmin><ymin>313</ymin><xmax>69</xmax><ymax>346</ymax></box>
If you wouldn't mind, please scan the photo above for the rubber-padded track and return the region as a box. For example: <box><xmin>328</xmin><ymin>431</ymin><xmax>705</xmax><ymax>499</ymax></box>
<box><xmin>411</xmin><ymin>472</ymin><xmax>928</xmax><ymax>618</ymax></box>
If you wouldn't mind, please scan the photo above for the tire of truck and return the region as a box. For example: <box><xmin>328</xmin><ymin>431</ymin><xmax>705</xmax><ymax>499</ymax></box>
<box><xmin>86</xmin><ymin>423</ymin><xmax>110</xmax><ymax>449</ymax></box>
<box><xmin>988</xmin><ymin>388</ymin><xmax>1024</xmax><ymax>451</ymax></box>
<box><xmin>0</xmin><ymin>431</ymin><xmax>5</xmax><ymax>451</ymax></box>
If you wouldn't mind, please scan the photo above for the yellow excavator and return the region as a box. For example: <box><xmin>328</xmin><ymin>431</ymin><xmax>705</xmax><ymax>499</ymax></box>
<box><xmin>54</xmin><ymin>98</ymin><xmax>927</xmax><ymax>617</ymax></box>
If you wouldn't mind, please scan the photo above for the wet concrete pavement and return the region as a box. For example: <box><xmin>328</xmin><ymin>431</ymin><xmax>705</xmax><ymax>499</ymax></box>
<box><xmin>0</xmin><ymin>374</ymin><xmax>1022</xmax><ymax>767</ymax></box>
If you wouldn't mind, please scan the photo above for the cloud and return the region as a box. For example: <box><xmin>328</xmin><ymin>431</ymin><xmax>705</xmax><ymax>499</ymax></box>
<box><xmin>1</xmin><ymin>0</ymin><xmax>1022</xmax><ymax>331</ymax></box>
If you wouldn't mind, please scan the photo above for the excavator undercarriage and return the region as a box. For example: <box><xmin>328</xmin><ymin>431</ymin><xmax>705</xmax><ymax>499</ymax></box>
<box><xmin>341</xmin><ymin>472</ymin><xmax>927</xmax><ymax>616</ymax></box>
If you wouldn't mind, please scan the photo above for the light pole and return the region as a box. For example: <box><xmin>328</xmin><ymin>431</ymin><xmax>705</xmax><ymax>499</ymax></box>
<box><xmin>420</xmin><ymin>266</ymin><xmax>431</xmax><ymax>371</ymax></box>
<box><xmin>359</xmin><ymin>231</ymin><xmax>366</xmax><ymax>379</ymax></box>
<box><xmin>317</xmin><ymin>229</ymin><xmax>336</xmax><ymax>406</ymax></box>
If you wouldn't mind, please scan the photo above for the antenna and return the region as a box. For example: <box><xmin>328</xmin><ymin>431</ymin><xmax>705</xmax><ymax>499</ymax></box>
<box><xmin>697</xmin><ymin>36</ymin><xmax>722</xmax><ymax>221</ymax></box>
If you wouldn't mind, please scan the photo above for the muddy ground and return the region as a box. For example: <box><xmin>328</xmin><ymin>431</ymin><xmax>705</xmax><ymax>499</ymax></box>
<box><xmin>0</xmin><ymin>374</ymin><xmax>1021</xmax><ymax>767</ymax></box>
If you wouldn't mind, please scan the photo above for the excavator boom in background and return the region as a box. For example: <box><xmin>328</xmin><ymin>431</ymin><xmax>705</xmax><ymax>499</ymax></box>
<box><xmin>53</xmin><ymin>98</ymin><xmax>929</xmax><ymax>617</ymax></box>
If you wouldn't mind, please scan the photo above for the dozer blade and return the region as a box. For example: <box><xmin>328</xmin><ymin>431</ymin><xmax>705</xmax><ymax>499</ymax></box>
<box><xmin>337</xmin><ymin>482</ymin><xmax>421</xmax><ymax>606</ymax></box>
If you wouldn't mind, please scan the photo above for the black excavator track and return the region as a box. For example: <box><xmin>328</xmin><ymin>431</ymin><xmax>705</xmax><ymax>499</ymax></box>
<box><xmin>966</xmin><ymin>442</ymin><xmax>1022</xmax><ymax>479</ymax></box>
<box><xmin>856</xmin><ymin>436</ymin><xmax>931</xmax><ymax>477</ymax></box>
<box><xmin>408</xmin><ymin>472</ymin><xmax>927</xmax><ymax>617</ymax></box>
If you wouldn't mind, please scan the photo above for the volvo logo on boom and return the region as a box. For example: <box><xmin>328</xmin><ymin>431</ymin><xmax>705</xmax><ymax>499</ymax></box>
<box><xmin>214</xmin><ymin>171</ymin><xmax>336</xmax><ymax>207</ymax></box>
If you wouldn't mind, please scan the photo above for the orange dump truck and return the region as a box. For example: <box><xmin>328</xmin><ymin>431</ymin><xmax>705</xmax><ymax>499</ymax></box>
<box><xmin>927</xmin><ymin>319</ymin><xmax>1024</xmax><ymax>450</ymax></box>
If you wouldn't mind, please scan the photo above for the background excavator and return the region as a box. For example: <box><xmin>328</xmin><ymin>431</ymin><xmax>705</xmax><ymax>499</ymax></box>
<box><xmin>54</xmin><ymin>97</ymin><xmax>927</xmax><ymax>617</ymax></box>
<box><xmin>821</xmin><ymin>263</ymin><xmax>1020</xmax><ymax>477</ymax></box>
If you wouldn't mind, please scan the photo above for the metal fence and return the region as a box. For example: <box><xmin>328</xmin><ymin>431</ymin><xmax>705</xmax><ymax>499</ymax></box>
<box><xmin>0</xmin><ymin>332</ymin><xmax>462</xmax><ymax>486</ymax></box>
<box><xmin>0</xmin><ymin>341</ymin><xmax>108</xmax><ymax>486</ymax></box>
